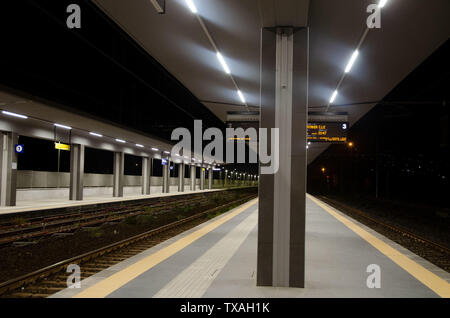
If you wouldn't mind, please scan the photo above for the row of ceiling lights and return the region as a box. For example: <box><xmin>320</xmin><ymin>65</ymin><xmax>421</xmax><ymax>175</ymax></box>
<box><xmin>224</xmin><ymin>170</ymin><xmax>259</xmax><ymax>179</ymax></box>
<box><xmin>328</xmin><ymin>0</ymin><xmax>389</xmax><ymax>106</ymax></box>
<box><xmin>1</xmin><ymin>110</ymin><xmax>218</xmax><ymax>165</ymax></box>
<box><xmin>184</xmin><ymin>0</ymin><xmax>246</xmax><ymax>105</ymax></box>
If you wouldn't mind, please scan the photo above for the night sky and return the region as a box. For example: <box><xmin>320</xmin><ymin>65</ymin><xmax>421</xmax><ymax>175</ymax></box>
<box><xmin>308</xmin><ymin>40</ymin><xmax>449</xmax><ymax>207</ymax></box>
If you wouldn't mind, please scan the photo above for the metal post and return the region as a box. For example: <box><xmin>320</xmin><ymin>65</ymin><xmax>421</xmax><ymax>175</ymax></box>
<box><xmin>208</xmin><ymin>167</ymin><xmax>213</xmax><ymax>190</ymax></box>
<box><xmin>200</xmin><ymin>167</ymin><xmax>205</xmax><ymax>190</ymax></box>
<box><xmin>69</xmin><ymin>144</ymin><xmax>84</xmax><ymax>201</ymax></box>
<box><xmin>257</xmin><ymin>27</ymin><xmax>308</xmax><ymax>288</ymax></box>
<box><xmin>190</xmin><ymin>165</ymin><xmax>196</xmax><ymax>191</ymax></box>
<box><xmin>113</xmin><ymin>152</ymin><xmax>124</xmax><ymax>197</ymax></box>
<box><xmin>0</xmin><ymin>132</ymin><xmax>18</xmax><ymax>206</ymax></box>
<box><xmin>178</xmin><ymin>163</ymin><xmax>185</xmax><ymax>192</ymax></box>
<box><xmin>142</xmin><ymin>157</ymin><xmax>151</xmax><ymax>195</ymax></box>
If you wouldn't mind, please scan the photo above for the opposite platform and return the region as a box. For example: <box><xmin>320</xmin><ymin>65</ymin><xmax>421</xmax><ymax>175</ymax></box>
<box><xmin>52</xmin><ymin>196</ymin><xmax>450</xmax><ymax>298</ymax></box>
<box><xmin>0</xmin><ymin>188</ymin><xmax>225</xmax><ymax>216</ymax></box>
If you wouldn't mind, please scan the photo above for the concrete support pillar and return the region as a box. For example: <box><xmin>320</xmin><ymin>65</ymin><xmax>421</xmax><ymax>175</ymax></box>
<box><xmin>162</xmin><ymin>159</ymin><xmax>170</xmax><ymax>193</ymax></box>
<box><xmin>190</xmin><ymin>165</ymin><xmax>196</xmax><ymax>191</ymax></box>
<box><xmin>178</xmin><ymin>163</ymin><xmax>185</xmax><ymax>192</ymax></box>
<box><xmin>224</xmin><ymin>171</ymin><xmax>228</xmax><ymax>187</ymax></box>
<box><xmin>208</xmin><ymin>168</ymin><xmax>213</xmax><ymax>190</ymax></box>
<box><xmin>69</xmin><ymin>144</ymin><xmax>84</xmax><ymax>201</ymax></box>
<box><xmin>0</xmin><ymin>132</ymin><xmax>18</xmax><ymax>206</ymax></box>
<box><xmin>257</xmin><ymin>28</ymin><xmax>308</xmax><ymax>288</ymax></box>
<box><xmin>113</xmin><ymin>152</ymin><xmax>124</xmax><ymax>197</ymax></box>
<box><xmin>200</xmin><ymin>167</ymin><xmax>205</xmax><ymax>190</ymax></box>
<box><xmin>142</xmin><ymin>157</ymin><xmax>151</xmax><ymax>195</ymax></box>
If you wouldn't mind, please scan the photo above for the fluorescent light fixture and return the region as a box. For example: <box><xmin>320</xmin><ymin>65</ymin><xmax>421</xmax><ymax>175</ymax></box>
<box><xmin>345</xmin><ymin>50</ymin><xmax>359</xmax><ymax>73</ymax></box>
<box><xmin>329</xmin><ymin>90</ymin><xmax>338</xmax><ymax>104</ymax></box>
<box><xmin>185</xmin><ymin>0</ymin><xmax>197</xmax><ymax>13</ymax></box>
<box><xmin>115</xmin><ymin>139</ymin><xmax>126</xmax><ymax>143</ymax></box>
<box><xmin>378</xmin><ymin>0</ymin><xmax>388</xmax><ymax>8</ymax></box>
<box><xmin>89</xmin><ymin>132</ymin><xmax>103</xmax><ymax>137</ymax></box>
<box><xmin>136</xmin><ymin>144</ymin><xmax>144</xmax><ymax>148</ymax></box>
<box><xmin>1</xmin><ymin>110</ymin><xmax>28</xmax><ymax>119</ymax></box>
<box><xmin>237</xmin><ymin>90</ymin><xmax>246</xmax><ymax>104</ymax></box>
<box><xmin>150</xmin><ymin>0</ymin><xmax>165</xmax><ymax>14</ymax></box>
<box><xmin>54</xmin><ymin>123</ymin><xmax>72</xmax><ymax>130</ymax></box>
<box><xmin>216</xmin><ymin>52</ymin><xmax>231</xmax><ymax>74</ymax></box>
<box><xmin>151</xmin><ymin>148</ymin><xmax>159</xmax><ymax>151</ymax></box>
<box><xmin>163</xmin><ymin>151</ymin><xmax>170</xmax><ymax>154</ymax></box>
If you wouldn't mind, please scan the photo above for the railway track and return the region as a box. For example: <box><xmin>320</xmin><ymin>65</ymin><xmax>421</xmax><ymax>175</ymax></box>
<box><xmin>0</xmin><ymin>195</ymin><xmax>257</xmax><ymax>298</ymax></box>
<box><xmin>0</xmin><ymin>190</ymin><xmax>240</xmax><ymax>246</ymax></box>
<box><xmin>318</xmin><ymin>196</ymin><xmax>450</xmax><ymax>269</ymax></box>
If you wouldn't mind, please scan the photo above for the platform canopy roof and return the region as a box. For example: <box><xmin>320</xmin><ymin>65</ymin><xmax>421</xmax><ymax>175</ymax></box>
<box><xmin>93</xmin><ymin>0</ymin><xmax>449</xmax><ymax>163</ymax></box>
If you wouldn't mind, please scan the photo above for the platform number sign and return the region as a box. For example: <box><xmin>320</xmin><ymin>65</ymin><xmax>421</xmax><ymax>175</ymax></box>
<box><xmin>15</xmin><ymin>144</ymin><xmax>24</xmax><ymax>154</ymax></box>
<box><xmin>162</xmin><ymin>159</ymin><xmax>168</xmax><ymax>166</ymax></box>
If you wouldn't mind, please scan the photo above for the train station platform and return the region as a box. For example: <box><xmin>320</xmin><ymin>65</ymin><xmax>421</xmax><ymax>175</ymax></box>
<box><xmin>0</xmin><ymin>188</ymin><xmax>225</xmax><ymax>217</ymax></box>
<box><xmin>52</xmin><ymin>196</ymin><xmax>450</xmax><ymax>298</ymax></box>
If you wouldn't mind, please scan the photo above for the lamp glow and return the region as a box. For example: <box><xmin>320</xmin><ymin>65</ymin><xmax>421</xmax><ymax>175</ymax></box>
<box><xmin>379</xmin><ymin>0</ymin><xmax>388</xmax><ymax>8</ymax></box>
<box><xmin>329</xmin><ymin>90</ymin><xmax>338</xmax><ymax>104</ymax></box>
<box><xmin>115</xmin><ymin>139</ymin><xmax>126</xmax><ymax>143</ymax></box>
<box><xmin>2</xmin><ymin>111</ymin><xmax>28</xmax><ymax>119</ymax></box>
<box><xmin>216</xmin><ymin>52</ymin><xmax>231</xmax><ymax>74</ymax></box>
<box><xmin>345</xmin><ymin>50</ymin><xmax>359</xmax><ymax>73</ymax></box>
<box><xmin>237</xmin><ymin>90</ymin><xmax>246</xmax><ymax>104</ymax></box>
<box><xmin>54</xmin><ymin>123</ymin><xmax>72</xmax><ymax>130</ymax></box>
<box><xmin>89</xmin><ymin>132</ymin><xmax>103</xmax><ymax>137</ymax></box>
<box><xmin>185</xmin><ymin>0</ymin><xmax>197</xmax><ymax>13</ymax></box>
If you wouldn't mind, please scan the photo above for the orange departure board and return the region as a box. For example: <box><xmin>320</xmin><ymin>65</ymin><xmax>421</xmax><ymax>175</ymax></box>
<box><xmin>307</xmin><ymin>122</ymin><xmax>348</xmax><ymax>143</ymax></box>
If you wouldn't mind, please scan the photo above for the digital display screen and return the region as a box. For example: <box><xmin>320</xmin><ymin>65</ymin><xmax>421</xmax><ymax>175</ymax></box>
<box><xmin>307</xmin><ymin>122</ymin><xmax>348</xmax><ymax>143</ymax></box>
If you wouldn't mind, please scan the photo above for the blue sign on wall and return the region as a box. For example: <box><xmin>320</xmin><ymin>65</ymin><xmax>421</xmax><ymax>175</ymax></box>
<box><xmin>15</xmin><ymin>144</ymin><xmax>24</xmax><ymax>153</ymax></box>
<box><xmin>162</xmin><ymin>159</ymin><xmax>168</xmax><ymax>166</ymax></box>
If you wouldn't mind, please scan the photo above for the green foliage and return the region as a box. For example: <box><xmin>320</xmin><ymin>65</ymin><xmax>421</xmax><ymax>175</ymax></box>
<box><xmin>124</xmin><ymin>213</ymin><xmax>154</xmax><ymax>225</ymax></box>
<box><xmin>145</xmin><ymin>206</ymin><xmax>153</xmax><ymax>214</ymax></box>
<box><xmin>12</xmin><ymin>217</ymin><xmax>26</xmax><ymax>226</ymax></box>
<box><xmin>136</xmin><ymin>214</ymin><xmax>154</xmax><ymax>224</ymax></box>
<box><xmin>124</xmin><ymin>215</ymin><xmax>138</xmax><ymax>225</ymax></box>
<box><xmin>87</xmin><ymin>227</ymin><xmax>104</xmax><ymax>238</ymax></box>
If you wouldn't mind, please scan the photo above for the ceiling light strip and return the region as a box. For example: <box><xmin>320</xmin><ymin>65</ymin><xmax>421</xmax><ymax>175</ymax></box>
<box><xmin>193</xmin><ymin>10</ymin><xmax>249</xmax><ymax>110</ymax></box>
<box><xmin>325</xmin><ymin>26</ymin><xmax>370</xmax><ymax>112</ymax></box>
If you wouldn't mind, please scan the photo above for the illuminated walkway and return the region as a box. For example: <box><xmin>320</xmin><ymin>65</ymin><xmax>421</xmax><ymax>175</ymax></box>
<box><xmin>52</xmin><ymin>196</ymin><xmax>450</xmax><ymax>298</ymax></box>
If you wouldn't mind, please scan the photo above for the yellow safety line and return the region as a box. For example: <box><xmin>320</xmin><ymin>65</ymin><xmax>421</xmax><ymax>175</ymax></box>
<box><xmin>308</xmin><ymin>194</ymin><xmax>450</xmax><ymax>298</ymax></box>
<box><xmin>73</xmin><ymin>198</ymin><xmax>258</xmax><ymax>298</ymax></box>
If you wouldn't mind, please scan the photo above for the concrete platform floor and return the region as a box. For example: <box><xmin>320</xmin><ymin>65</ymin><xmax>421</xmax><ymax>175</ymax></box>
<box><xmin>52</xmin><ymin>196</ymin><xmax>450</xmax><ymax>298</ymax></box>
<box><xmin>0</xmin><ymin>187</ymin><xmax>223</xmax><ymax>216</ymax></box>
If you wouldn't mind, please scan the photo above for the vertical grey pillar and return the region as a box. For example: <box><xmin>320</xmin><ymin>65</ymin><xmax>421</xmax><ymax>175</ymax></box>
<box><xmin>113</xmin><ymin>152</ymin><xmax>124</xmax><ymax>197</ymax></box>
<box><xmin>69</xmin><ymin>144</ymin><xmax>84</xmax><ymax>201</ymax></box>
<box><xmin>208</xmin><ymin>167</ymin><xmax>213</xmax><ymax>190</ymax></box>
<box><xmin>163</xmin><ymin>159</ymin><xmax>170</xmax><ymax>193</ymax></box>
<box><xmin>0</xmin><ymin>132</ymin><xmax>18</xmax><ymax>206</ymax></box>
<box><xmin>200</xmin><ymin>167</ymin><xmax>205</xmax><ymax>190</ymax></box>
<box><xmin>224</xmin><ymin>171</ymin><xmax>228</xmax><ymax>187</ymax></box>
<box><xmin>142</xmin><ymin>157</ymin><xmax>151</xmax><ymax>195</ymax></box>
<box><xmin>190</xmin><ymin>165</ymin><xmax>196</xmax><ymax>191</ymax></box>
<box><xmin>178</xmin><ymin>163</ymin><xmax>185</xmax><ymax>192</ymax></box>
<box><xmin>257</xmin><ymin>27</ymin><xmax>308</xmax><ymax>288</ymax></box>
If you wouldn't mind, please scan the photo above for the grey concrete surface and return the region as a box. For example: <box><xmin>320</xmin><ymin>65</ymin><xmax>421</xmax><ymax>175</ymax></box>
<box><xmin>53</xmin><ymin>197</ymin><xmax>446</xmax><ymax>298</ymax></box>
